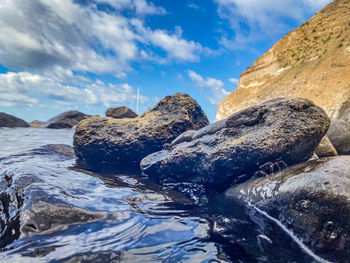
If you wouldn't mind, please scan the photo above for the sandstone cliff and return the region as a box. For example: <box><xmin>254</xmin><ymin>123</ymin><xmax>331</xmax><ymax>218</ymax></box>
<box><xmin>215</xmin><ymin>0</ymin><xmax>350</xmax><ymax>122</ymax></box>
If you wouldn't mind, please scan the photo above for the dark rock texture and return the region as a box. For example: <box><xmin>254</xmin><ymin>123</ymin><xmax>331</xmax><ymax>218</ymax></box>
<box><xmin>0</xmin><ymin>144</ymin><xmax>106</xmax><ymax>249</ymax></box>
<box><xmin>141</xmin><ymin>98</ymin><xmax>330</xmax><ymax>188</ymax></box>
<box><xmin>0</xmin><ymin>112</ymin><xmax>29</xmax><ymax>128</ymax></box>
<box><xmin>326</xmin><ymin>119</ymin><xmax>350</xmax><ymax>155</ymax></box>
<box><xmin>74</xmin><ymin>93</ymin><xmax>209</xmax><ymax>172</ymax></box>
<box><xmin>315</xmin><ymin>136</ymin><xmax>338</xmax><ymax>157</ymax></box>
<box><xmin>44</xmin><ymin>111</ymin><xmax>90</xmax><ymax>129</ymax></box>
<box><xmin>225</xmin><ymin>156</ymin><xmax>350</xmax><ymax>263</ymax></box>
<box><xmin>105</xmin><ymin>106</ymin><xmax>138</xmax><ymax>119</ymax></box>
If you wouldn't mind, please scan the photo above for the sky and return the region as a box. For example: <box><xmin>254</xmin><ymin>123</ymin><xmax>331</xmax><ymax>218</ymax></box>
<box><xmin>0</xmin><ymin>0</ymin><xmax>333</xmax><ymax>122</ymax></box>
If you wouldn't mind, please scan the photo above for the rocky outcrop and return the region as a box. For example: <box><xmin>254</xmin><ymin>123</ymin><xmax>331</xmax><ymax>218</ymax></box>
<box><xmin>216</xmin><ymin>0</ymin><xmax>350</xmax><ymax>122</ymax></box>
<box><xmin>44</xmin><ymin>111</ymin><xmax>90</xmax><ymax>129</ymax></box>
<box><xmin>74</xmin><ymin>93</ymin><xmax>209</xmax><ymax>172</ymax></box>
<box><xmin>141</xmin><ymin>98</ymin><xmax>330</xmax><ymax>188</ymax></box>
<box><xmin>315</xmin><ymin>136</ymin><xmax>338</xmax><ymax>157</ymax></box>
<box><xmin>28</xmin><ymin>120</ymin><xmax>44</xmax><ymax>127</ymax></box>
<box><xmin>0</xmin><ymin>112</ymin><xmax>29</xmax><ymax>128</ymax></box>
<box><xmin>326</xmin><ymin>119</ymin><xmax>350</xmax><ymax>155</ymax></box>
<box><xmin>225</xmin><ymin>156</ymin><xmax>350</xmax><ymax>263</ymax></box>
<box><xmin>105</xmin><ymin>106</ymin><xmax>138</xmax><ymax>119</ymax></box>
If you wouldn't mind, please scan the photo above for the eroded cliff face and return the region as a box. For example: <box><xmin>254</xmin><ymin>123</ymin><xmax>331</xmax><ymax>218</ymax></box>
<box><xmin>216</xmin><ymin>0</ymin><xmax>350</xmax><ymax>122</ymax></box>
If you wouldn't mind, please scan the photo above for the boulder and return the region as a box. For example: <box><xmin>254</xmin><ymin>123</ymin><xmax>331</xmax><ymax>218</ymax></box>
<box><xmin>44</xmin><ymin>111</ymin><xmax>90</xmax><ymax>129</ymax></box>
<box><xmin>141</xmin><ymin>98</ymin><xmax>330</xmax><ymax>189</ymax></box>
<box><xmin>225</xmin><ymin>156</ymin><xmax>350</xmax><ymax>263</ymax></box>
<box><xmin>0</xmin><ymin>112</ymin><xmax>29</xmax><ymax>128</ymax></box>
<box><xmin>74</xmin><ymin>93</ymin><xmax>209</xmax><ymax>172</ymax></box>
<box><xmin>28</xmin><ymin>120</ymin><xmax>44</xmax><ymax>127</ymax></box>
<box><xmin>326</xmin><ymin>120</ymin><xmax>350</xmax><ymax>155</ymax></box>
<box><xmin>105</xmin><ymin>106</ymin><xmax>137</xmax><ymax>119</ymax></box>
<box><xmin>315</xmin><ymin>136</ymin><xmax>338</xmax><ymax>157</ymax></box>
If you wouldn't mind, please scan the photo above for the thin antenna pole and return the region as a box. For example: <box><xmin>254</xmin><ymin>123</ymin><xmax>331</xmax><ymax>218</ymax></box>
<box><xmin>136</xmin><ymin>88</ymin><xmax>140</xmax><ymax>114</ymax></box>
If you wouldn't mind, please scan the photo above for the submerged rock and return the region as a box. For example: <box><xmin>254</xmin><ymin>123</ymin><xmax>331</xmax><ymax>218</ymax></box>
<box><xmin>0</xmin><ymin>112</ymin><xmax>29</xmax><ymax>128</ymax></box>
<box><xmin>141</xmin><ymin>98</ymin><xmax>330</xmax><ymax>188</ymax></box>
<box><xmin>105</xmin><ymin>106</ymin><xmax>138</xmax><ymax>119</ymax></box>
<box><xmin>0</xmin><ymin>145</ymin><xmax>107</xmax><ymax>249</ymax></box>
<box><xmin>225</xmin><ymin>156</ymin><xmax>350</xmax><ymax>263</ymax></box>
<box><xmin>326</xmin><ymin>119</ymin><xmax>350</xmax><ymax>155</ymax></box>
<box><xmin>315</xmin><ymin>136</ymin><xmax>338</xmax><ymax>157</ymax></box>
<box><xmin>44</xmin><ymin>111</ymin><xmax>90</xmax><ymax>129</ymax></box>
<box><xmin>74</xmin><ymin>93</ymin><xmax>209</xmax><ymax>172</ymax></box>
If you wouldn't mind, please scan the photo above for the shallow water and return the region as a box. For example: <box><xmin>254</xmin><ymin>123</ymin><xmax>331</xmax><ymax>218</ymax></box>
<box><xmin>0</xmin><ymin>128</ymin><xmax>320</xmax><ymax>262</ymax></box>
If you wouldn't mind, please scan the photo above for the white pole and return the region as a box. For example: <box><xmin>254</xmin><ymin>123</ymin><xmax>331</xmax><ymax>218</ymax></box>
<box><xmin>136</xmin><ymin>88</ymin><xmax>140</xmax><ymax>114</ymax></box>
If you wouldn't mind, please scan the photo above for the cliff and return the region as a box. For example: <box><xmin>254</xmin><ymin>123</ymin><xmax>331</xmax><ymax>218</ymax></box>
<box><xmin>215</xmin><ymin>0</ymin><xmax>350</xmax><ymax>122</ymax></box>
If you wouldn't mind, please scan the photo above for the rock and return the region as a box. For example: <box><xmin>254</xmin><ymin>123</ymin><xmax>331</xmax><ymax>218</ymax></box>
<box><xmin>74</xmin><ymin>93</ymin><xmax>209</xmax><ymax>172</ymax></box>
<box><xmin>0</xmin><ymin>145</ymin><xmax>106</xmax><ymax>249</ymax></box>
<box><xmin>105</xmin><ymin>106</ymin><xmax>138</xmax><ymax>119</ymax></box>
<box><xmin>315</xmin><ymin>136</ymin><xmax>338</xmax><ymax>157</ymax></box>
<box><xmin>141</xmin><ymin>98</ymin><xmax>330</xmax><ymax>189</ymax></box>
<box><xmin>28</xmin><ymin>120</ymin><xmax>44</xmax><ymax>127</ymax></box>
<box><xmin>0</xmin><ymin>112</ymin><xmax>29</xmax><ymax>128</ymax></box>
<box><xmin>326</xmin><ymin>120</ymin><xmax>350</xmax><ymax>155</ymax></box>
<box><xmin>44</xmin><ymin>111</ymin><xmax>90</xmax><ymax>129</ymax></box>
<box><xmin>215</xmin><ymin>0</ymin><xmax>350</xmax><ymax>122</ymax></box>
<box><xmin>225</xmin><ymin>156</ymin><xmax>350</xmax><ymax>263</ymax></box>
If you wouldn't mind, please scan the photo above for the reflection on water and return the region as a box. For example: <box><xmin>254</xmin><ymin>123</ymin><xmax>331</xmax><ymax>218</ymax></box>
<box><xmin>0</xmin><ymin>128</ymin><xmax>317</xmax><ymax>262</ymax></box>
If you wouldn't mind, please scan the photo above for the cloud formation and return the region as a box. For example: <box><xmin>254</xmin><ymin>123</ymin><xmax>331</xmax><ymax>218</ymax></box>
<box><xmin>215</xmin><ymin>0</ymin><xmax>333</xmax><ymax>49</ymax></box>
<box><xmin>188</xmin><ymin>70</ymin><xmax>230</xmax><ymax>105</ymax></box>
<box><xmin>0</xmin><ymin>0</ymin><xmax>205</xmax><ymax>79</ymax></box>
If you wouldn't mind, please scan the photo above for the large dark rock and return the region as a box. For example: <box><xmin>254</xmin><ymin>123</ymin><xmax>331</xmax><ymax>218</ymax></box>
<box><xmin>225</xmin><ymin>156</ymin><xmax>350</xmax><ymax>263</ymax></box>
<box><xmin>0</xmin><ymin>112</ymin><xmax>29</xmax><ymax>128</ymax></box>
<box><xmin>326</xmin><ymin>119</ymin><xmax>350</xmax><ymax>155</ymax></box>
<box><xmin>74</xmin><ymin>93</ymin><xmax>209</xmax><ymax>172</ymax></box>
<box><xmin>141</xmin><ymin>98</ymin><xmax>330</xmax><ymax>189</ymax></box>
<box><xmin>44</xmin><ymin>111</ymin><xmax>90</xmax><ymax>129</ymax></box>
<box><xmin>105</xmin><ymin>106</ymin><xmax>137</xmax><ymax>119</ymax></box>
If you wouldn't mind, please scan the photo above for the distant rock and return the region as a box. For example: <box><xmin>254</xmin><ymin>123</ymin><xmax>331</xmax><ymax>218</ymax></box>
<box><xmin>44</xmin><ymin>111</ymin><xmax>90</xmax><ymax>129</ymax></box>
<box><xmin>74</xmin><ymin>93</ymin><xmax>209</xmax><ymax>172</ymax></box>
<box><xmin>141</xmin><ymin>98</ymin><xmax>330</xmax><ymax>188</ymax></box>
<box><xmin>28</xmin><ymin>120</ymin><xmax>44</xmax><ymax>128</ymax></box>
<box><xmin>315</xmin><ymin>136</ymin><xmax>338</xmax><ymax>157</ymax></box>
<box><xmin>326</xmin><ymin>120</ymin><xmax>350</xmax><ymax>155</ymax></box>
<box><xmin>0</xmin><ymin>112</ymin><xmax>29</xmax><ymax>128</ymax></box>
<box><xmin>105</xmin><ymin>106</ymin><xmax>138</xmax><ymax>119</ymax></box>
<box><xmin>225</xmin><ymin>156</ymin><xmax>350</xmax><ymax>262</ymax></box>
<box><xmin>215</xmin><ymin>0</ymin><xmax>350</xmax><ymax>122</ymax></box>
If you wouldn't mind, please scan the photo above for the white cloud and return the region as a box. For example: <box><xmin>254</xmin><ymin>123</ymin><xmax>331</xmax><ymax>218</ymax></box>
<box><xmin>229</xmin><ymin>78</ymin><xmax>239</xmax><ymax>85</ymax></box>
<box><xmin>0</xmin><ymin>72</ymin><xmax>147</xmax><ymax>108</ymax></box>
<box><xmin>214</xmin><ymin>0</ymin><xmax>332</xmax><ymax>49</ymax></box>
<box><xmin>0</xmin><ymin>0</ymin><xmax>205</xmax><ymax>79</ymax></box>
<box><xmin>188</xmin><ymin>70</ymin><xmax>230</xmax><ymax>105</ymax></box>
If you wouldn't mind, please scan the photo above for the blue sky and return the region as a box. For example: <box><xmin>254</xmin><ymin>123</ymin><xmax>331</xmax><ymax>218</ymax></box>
<box><xmin>0</xmin><ymin>0</ymin><xmax>332</xmax><ymax>122</ymax></box>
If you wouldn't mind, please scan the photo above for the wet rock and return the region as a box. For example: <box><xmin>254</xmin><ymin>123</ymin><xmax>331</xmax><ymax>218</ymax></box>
<box><xmin>105</xmin><ymin>106</ymin><xmax>138</xmax><ymax>119</ymax></box>
<box><xmin>225</xmin><ymin>156</ymin><xmax>350</xmax><ymax>263</ymax></box>
<box><xmin>44</xmin><ymin>111</ymin><xmax>90</xmax><ymax>129</ymax></box>
<box><xmin>0</xmin><ymin>144</ymin><xmax>106</xmax><ymax>249</ymax></box>
<box><xmin>326</xmin><ymin>119</ymin><xmax>350</xmax><ymax>155</ymax></box>
<box><xmin>0</xmin><ymin>112</ymin><xmax>29</xmax><ymax>128</ymax></box>
<box><xmin>141</xmin><ymin>98</ymin><xmax>330</xmax><ymax>188</ymax></box>
<box><xmin>28</xmin><ymin>120</ymin><xmax>44</xmax><ymax>127</ymax></box>
<box><xmin>315</xmin><ymin>136</ymin><xmax>338</xmax><ymax>157</ymax></box>
<box><xmin>74</xmin><ymin>93</ymin><xmax>209</xmax><ymax>172</ymax></box>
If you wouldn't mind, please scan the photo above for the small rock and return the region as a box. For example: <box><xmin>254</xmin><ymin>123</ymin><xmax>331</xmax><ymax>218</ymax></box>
<box><xmin>105</xmin><ymin>106</ymin><xmax>138</xmax><ymax>119</ymax></box>
<box><xmin>0</xmin><ymin>112</ymin><xmax>29</xmax><ymax>128</ymax></box>
<box><xmin>44</xmin><ymin>111</ymin><xmax>90</xmax><ymax>129</ymax></box>
<box><xmin>28</xmin><ymin>120</ymin><xmax>44</xmax><ymax>127</ymax></box>
<box><xmin>326</xmin><ymin>119</ymin><xmax>350</xmax><ymax>155</ymax></box>
<box><xmin>315</xmin><ymin>136</ymin><xmax>338</xmax><ymax>157</ymax></box>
